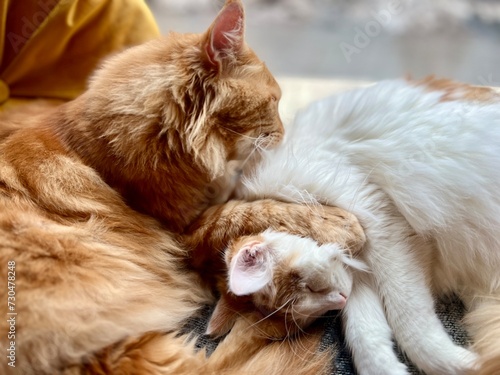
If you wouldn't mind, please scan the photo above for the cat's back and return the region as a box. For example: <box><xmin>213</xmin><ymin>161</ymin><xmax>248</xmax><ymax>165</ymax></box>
<box><xmin>242</xmin><ymin>78</ymin><xmax>500</xmax><ymax>270</ymax></box>
<box><xmin>292</xmin><ymin>78</ymin><xmax>500</xmax><ymax>144</ymax></box>
<box><xmin>290</xmin><ymin>78</ymin><xmax>500</xmax><ymax>290</ymax></box>
<box><xmin>0</xmin><ymin>120</ymin><xmax>113</xmax><ymax>216</ymax></box>
<box><xmin>0</xmin><ymin>115</ymin><xmax>184</xmax><ymax>265</ymax></box>
<box><xmin>289</xmin><ymin>78</ymin><xmax>500</xmax><ymax>227</ymax></box>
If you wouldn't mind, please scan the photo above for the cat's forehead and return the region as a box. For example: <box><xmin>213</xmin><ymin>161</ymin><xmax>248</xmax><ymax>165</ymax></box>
<box><xmin>233</xmin><ymin>61</ymin><xmax>280</xmax><ymax>96</ymax></box>
<box><xmin>268</xmin><ymin>233</ymin><xmax>342</xmax><ymax>267</ymax></box>
<box><xmin>259</xmin><ymin>62</ymin><xmax>281</xmax><ymax>98</ymax></box>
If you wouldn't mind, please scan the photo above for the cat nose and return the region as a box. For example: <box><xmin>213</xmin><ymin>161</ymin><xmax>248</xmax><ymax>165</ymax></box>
<box><xmin>329</xmin><ymin>292</ymin><xmax>348</xmax><ymax>310</ymax></box>
<box><xmin>337</xmin><ymin>293</ymin><xmax>347</xmax><ymax>309</ymax></box>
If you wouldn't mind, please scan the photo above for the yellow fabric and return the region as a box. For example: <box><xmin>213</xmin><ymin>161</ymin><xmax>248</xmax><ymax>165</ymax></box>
<box><xmin>0</xmin><ymin>0</ymin><xmax>159</xmax><ymax>109</ymax></box>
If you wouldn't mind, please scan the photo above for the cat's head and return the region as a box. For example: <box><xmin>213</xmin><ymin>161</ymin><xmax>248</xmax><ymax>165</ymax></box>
<box><xmin>84</xmin><ymin>0</ymin><xmax>283</xmax><ymax>179</ymax></box>
<box><xmin>207</xmin><ymin>230</ymin><xmax>367</xmax><ymax>338</ymax></box>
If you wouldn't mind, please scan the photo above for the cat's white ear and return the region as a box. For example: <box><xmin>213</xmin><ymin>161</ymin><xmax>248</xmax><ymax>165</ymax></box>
<box><xmin>203</xmin><ymin>0</ymin><xmax>245</xmax><ymax>70</ymax></box>
<box><xmin>229</xmin><ymin>241</ymin><xmax>273</xmax><ymax>296</ymax></box>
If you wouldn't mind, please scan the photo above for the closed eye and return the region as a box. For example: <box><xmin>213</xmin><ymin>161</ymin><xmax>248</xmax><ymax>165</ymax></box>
<box><xmin>306</xmin><ymin>285</ymin><xmax>330</xmax><ymax>294</ymax></box>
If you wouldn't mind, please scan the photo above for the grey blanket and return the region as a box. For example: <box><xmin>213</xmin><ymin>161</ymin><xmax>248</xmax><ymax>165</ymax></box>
<box><xmin>185</xmin><ymin>295</ymin><xmax>469</xmax><ymax>374</ymax></box>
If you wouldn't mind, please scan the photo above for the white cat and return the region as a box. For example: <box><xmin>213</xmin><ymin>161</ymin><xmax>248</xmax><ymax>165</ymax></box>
<box><xmin>236</xmin><ymin>78</ymin><xmax>500</xmax><ymax>375</ymax></box>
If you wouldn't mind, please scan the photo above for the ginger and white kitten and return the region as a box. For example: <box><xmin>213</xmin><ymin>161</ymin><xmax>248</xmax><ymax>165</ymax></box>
<box><xmin>222</xmin><ymin>230</ymin><xmax>367</xmax><ymax>330</ymax></box>
<box><xmin>183</xmin><ymin>199</ymin><xmax>367</xmax><ymax>340</ymax></box>
<box><xmin>237</xmin><ymin>78</ymin><xmax>500</xmax><ymax>375</ymax></box>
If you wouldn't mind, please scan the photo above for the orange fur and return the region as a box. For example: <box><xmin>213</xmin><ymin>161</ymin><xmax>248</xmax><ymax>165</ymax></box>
<box><xmin>0</xmin><ymin>100</ymin><xmax>63</xmax><ymax>139</ymax></box>
<box><xmin>75</xmin><ymin>318</ymin><xmax>333</xmax><ymax>375</ymax></box>
<box><xmin>466</xmin><ymin>298</ymin><xmax>500</xmax><ymax>375</ymax></box>
<box><xmin>0</xmin><ymin>1</ymin><xmax>346</xmax><ymax>374</ymax></box>
<box><xmin>412</xmin><ymin>76</ymin><xmax>500</xmax><ymax>103</ymax></box>
<box><xmin>0</xmin><ymin>124</ymin><xmax>213</xmax><ymax>374</ymax></box>
<box><xmin>184</xmin><ymin>199</ymin><xmax>366</xmax><ymax>338</ymax></box>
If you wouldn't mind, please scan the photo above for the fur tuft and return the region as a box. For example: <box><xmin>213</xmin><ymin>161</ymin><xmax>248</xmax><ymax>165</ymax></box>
<box><xmin>466</xmin><ymin>299</ymin><xmax>500</xmax><ymax>375</ymax></box>
<box><xmin>77</xmin><ymin>319</ymin><xmax>333</xmax><ymax>375</ymax></box>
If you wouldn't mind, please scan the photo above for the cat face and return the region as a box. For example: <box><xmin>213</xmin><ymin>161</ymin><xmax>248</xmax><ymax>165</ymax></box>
<box><xmin>85</xmin><ymin>0</ymin><xmax>283</xmax><ymax>180</ymax></box>
<box><xmin>207</xmin><ymin>230</ymin><xmax>367</xmax><ymax>337</ymax></box>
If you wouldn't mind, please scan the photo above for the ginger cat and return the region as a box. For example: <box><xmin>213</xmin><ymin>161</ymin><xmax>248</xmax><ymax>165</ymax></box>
<box><xmin>0</xmin><ymin>0</ymin><xmax>355</xmax><ymax>373</ymax></box>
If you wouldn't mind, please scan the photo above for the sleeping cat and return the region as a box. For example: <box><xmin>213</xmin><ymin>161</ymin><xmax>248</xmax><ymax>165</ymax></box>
<box><xmin>236</xmin><ymin>77</ymin><xmax>500</xmax><ymax>375</ymax></box>
<box><xmin>183</xmin><ymin>198</ymin><xmax>367</xmax><ymax>338</ymax></box>
<box><xmin>0</xmin><ymin>1</ymin><xmax>348</xmax><ymax>373</ymax></box>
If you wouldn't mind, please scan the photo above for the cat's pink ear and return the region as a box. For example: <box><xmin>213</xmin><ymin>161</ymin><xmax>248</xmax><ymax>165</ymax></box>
<box><xmin>228</xmin><ymin>241</ymin><xmax>273</xmax><ymax>296</ymax></box>
<box><xmin>203</xmin><ymin>0</ymin><xmax>245</xmax><ymax>71</ymax></box>
<box><xmin>206</xmin><ymin>294</ymin><xmax>238</xmax><ymax>337</ymax></box>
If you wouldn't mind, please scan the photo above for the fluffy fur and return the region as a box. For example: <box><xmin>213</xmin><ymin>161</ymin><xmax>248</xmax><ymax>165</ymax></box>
<box><xmin>53</xmin><ymin>2</ymin><xmax>283</xmax><ymax>232</ymax></box>
<box><xmin>0</xmin><ymin>1</ymin><xmax>327</xmax><ymax>374</ymax></box>
<box><xmin>183</xmin><ymin>199</ymin><xmax>366</xmax><ymax>338</ymax></box>
<box><xmin>75</xmin><ymin>318</ymin><xmax>333</xmax><ymax>375</ymax></box>
<box><xmin>222</xmin><ymin>230</ymin><xmax>367</xmax><ymax>329</ymax></box>
<box><xmin>237</xmin><ymin>77</ymin><xmax>500</xmax><ymax>375</ymax></box>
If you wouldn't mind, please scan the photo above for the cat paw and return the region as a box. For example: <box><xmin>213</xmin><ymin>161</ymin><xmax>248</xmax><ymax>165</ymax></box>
<box><xmin>313</xmin><ymin>205</ymin><xmax>367</xmax><ymax>253</ymax></box>
<box><xmin>356</xmin><ymin>360</ymin><xmax>409</xmax><ymax>375</ymax></box>
<box><xmin>420</xmin><ymin>346</ymin><xmax>479</xmax><ymax>375</ymax></box>
<box><xmin>455</xmin><ymin>348</ymin><xmax>479</xmax><ymax>374</ymax></box>
<box><xmin>441</xmin><ymin>347</ymin><xmax>479</xmax><ymax>375</ymax></box>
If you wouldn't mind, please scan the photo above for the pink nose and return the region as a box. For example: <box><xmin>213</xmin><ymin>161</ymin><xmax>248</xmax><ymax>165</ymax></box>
<box><xmin>330</xmin><ymin>292</ymin><xmax>348</xmax><ymax>310</ymax></box>
<box><xmin>337</xmin><ymin>293</ymin><xmax>347</xmax><ymax>309</ymax></box>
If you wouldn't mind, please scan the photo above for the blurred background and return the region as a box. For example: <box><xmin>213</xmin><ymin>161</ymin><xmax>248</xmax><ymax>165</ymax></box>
<box><xmin>147</xmin><ymin>0</ymin><xmax>500</xmax><ymax>86</ymax></box>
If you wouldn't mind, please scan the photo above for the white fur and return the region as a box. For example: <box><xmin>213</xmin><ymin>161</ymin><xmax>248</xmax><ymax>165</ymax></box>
<box><xmin>231</xmin><ymin>230</ymin><xmax>364</xmax><ymax>318</ymax></box>
<box><xmin>236</xmin><ymin>80</ymin><xmax>500</xmax><ymax>374</ymax></box>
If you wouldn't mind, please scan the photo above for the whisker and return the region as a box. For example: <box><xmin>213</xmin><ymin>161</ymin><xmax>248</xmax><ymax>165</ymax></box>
<box><xmin>239</xmin><ymin>141</ymin><xmax>261</xmax><ymax>168</ymax></box>
<box><xmin>245</xmin><ymin>297</ymin><xmax>294</xmax><ymax>333</ymax></box>
<box><xmin>290</xmin><ymin>305</ymin><xmax>304</xmax><ymax>334</ymax></box>
<box><xmin>219</xmin><ymin>125</ymin><xmax>259</xmax><ymax>141</ymax></box>
<box><xmin>220</xmin><ymin>306</ymin><xmax>272</xmax><ymax>339</ymax></box>
<box><xmin>287</xmin><ymin>303</ymin><xmax>317</xmax><ymax>359</ymax></box>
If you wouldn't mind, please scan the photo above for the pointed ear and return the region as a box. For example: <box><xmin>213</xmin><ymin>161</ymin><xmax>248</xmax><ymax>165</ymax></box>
<box><xmin>228</xmin><ymin>240</ymin><xmax>273</xmax><ymax>296</ymax></box>
<box><xmin>203</xmin><ymin>0</ymin><xmax>245</xmax><ymax>71</ymax></box>
<box><xmin>206</xmin><ymin>294</ymin><xmax>238</xmax><ymax>337</ymax></box>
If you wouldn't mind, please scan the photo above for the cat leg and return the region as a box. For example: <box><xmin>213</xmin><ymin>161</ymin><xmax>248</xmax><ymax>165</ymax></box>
<box><xmin>184</xmin><ymin>199</ymin><xmax>366</xmax><ymax>263</ymax></box>
<box><xmin>366</xmin><ymin>232</ymin><xmax>478</xmax><ymax>375</ymax></box>
<box><xmin>343</xmin><ymin>272</ymin><xmax>409</xmax><ymax>375</ymax></box>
